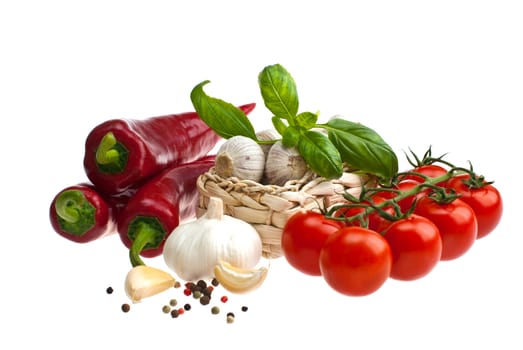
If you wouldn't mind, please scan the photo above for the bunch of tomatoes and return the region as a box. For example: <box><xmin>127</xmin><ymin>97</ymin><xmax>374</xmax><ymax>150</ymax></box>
<box><xmin>280</xmin><ymin>150</ymin><xmax>503</xmax><ymax>297</ymax></box>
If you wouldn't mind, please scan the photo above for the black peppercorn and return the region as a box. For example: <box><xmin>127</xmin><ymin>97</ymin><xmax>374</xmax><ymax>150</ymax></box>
<box><xmin>121</xmin><ymin>304</ymin><xmax>130</xmax><ymax>313</ymax></box>
<box><xmin>200</xmin><ymin>295</ymin><xmax>211</xmax><ymax>305</ymax></box>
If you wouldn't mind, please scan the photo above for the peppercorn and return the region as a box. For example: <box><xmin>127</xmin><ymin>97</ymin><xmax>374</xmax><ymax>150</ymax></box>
<box><xmin>169</xmin><ymin>299</ymin><xmax>178</xmax><ymax>307</ymax></box>
<box><xmin>192</xmin><ymin>290</ymin><xmax>202</xmax><ymax>299</ymax></box>
<box><xmin>174</xmin><ymin>281</ymin><xmax>181</xmax><ymax>288</ymax></box>
<box><xmin>211</xmin><ymin>277</ymin><xmax>219</xmax><ymax>287</ymax></box>
<box><xmin>220</xmin><ymin>296</ymin><xmax>228</xmax><ymax>303</ymax></box>
<box><xmin>121</xmin><ymin>303</ymin><xmax>131</xmax><ymax>313</ymax></box>
<box><xmin>183</xmin><ymin>288</ymin><xmax>192</xmax><ymax>296</ymax></box>
<box><xmin>241</xmin><ymin>306</ymin><xmax>249</xmax><ymax>312</ymax></box>
<box><xmin>202</xmin><ymin>286</ymin><xmax>213</xmax><ymax>296</ymax></box>
<box><xmin>106</xmin><ymin>286</ymin><xmax>113</xmax><ymax>294</ymax></box>
<box><xmin>184</xmin><ymin>303</ymin><xmax>191</xmax><ymax>311</ymax></box>
<box><xmin>211</xmin><ymin>306</ymin><xmax>220</xmax><ymax>315</ymax></box>
<box><xmin>200</xmin><ymin>295</ymin><xmax>211</xmax><ymax>305</ymax></box>
<box><xmin>170</xmin><ymin>309</ymin><xmax>179</xmax><ymax>318</ymax></box>
<box><xmin>226</xmin><ymin>315</ymin><xmax>235</xmax><ymax>324</ymax></box>
<box><xmin>178</xmin><ymin>308</ymin><xmax>185</xmax><ymax>315</ymax></box>
<box><xmin>227</xmin><ymin>312</ymin><xmax>235</xmax><ymax>318</ymax></box>
<box><xmin>162</xmin><ymin>305</ymin><xmax>171</xmax><ymax>314</ymax></box>
<box><xmin>197</xmin><ymin>280</ymin><xmax>207</xmax><ymax>289</ymax></box>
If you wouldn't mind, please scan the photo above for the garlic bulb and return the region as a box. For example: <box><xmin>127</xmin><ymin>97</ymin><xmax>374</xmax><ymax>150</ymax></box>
<box><xmin>264</xmin><ymin>141</ymin><xmax>308</xmax><ymax>186</ymax></box>
<box><xmin>163</xmin><ymin>196</ymin><xmax>263</xmax><ymax>282</ymax></box>
<box><xmin>215</xmin><ymin>135</ymin><xmax>266</xmax><ymax>182</ymax></box>
<box><xmin>255</xmin><ymin>129</ymin><xmax>280</xmax><ymax>157</ymax></box>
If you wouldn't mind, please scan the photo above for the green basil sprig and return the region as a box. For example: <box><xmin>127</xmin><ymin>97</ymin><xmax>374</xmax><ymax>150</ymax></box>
<box><xmin>190</xmin><ymin>64</ymin><xmax>398</xmax><ymax>181</ymax></box>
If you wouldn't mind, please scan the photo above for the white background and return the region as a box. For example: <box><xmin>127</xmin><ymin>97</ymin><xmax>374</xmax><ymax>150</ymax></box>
<box><xmin>1</xmin><ymin>1</ymin><xmax>522</xmax><ymax>349</ymax></box>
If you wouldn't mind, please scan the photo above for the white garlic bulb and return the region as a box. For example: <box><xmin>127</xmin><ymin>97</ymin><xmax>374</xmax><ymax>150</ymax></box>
<box><xmin>163</xmin><ymin>196</ymin><xmax>263</xmax><ymax>282</ymax></box>
<box><xmin>255</xmin><ymin>129</ymin><xmax>280</xmax><ymax>157</ymax></box>
<box><xmin>215</xmin><ymin>135</ymin><xmax>265</xmax><ymax>182</ymax></box>
<box><xmin>264</xmin><ymin>141</ymin><xmax>308</xmax><ymax>186</ymax></box>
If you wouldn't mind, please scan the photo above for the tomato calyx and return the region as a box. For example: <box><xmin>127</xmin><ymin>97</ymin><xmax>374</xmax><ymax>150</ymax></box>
<box><xmin>404</xmin><ymin>145</ymin><xmax>448</xmax><ymax>168</ymax></box>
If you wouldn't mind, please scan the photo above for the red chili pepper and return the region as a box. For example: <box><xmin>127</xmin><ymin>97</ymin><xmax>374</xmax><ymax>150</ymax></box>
<box><xmin>117</xmin><ymin>156</ymin><xmax>216</xmax><ymax>266</ymax></box>
<box><xmin>84</xmin><ymin>103</ymin><xmax>255</xmax><ymax>195</ymax></box>
<box><xmin>49</xmin><ymin>183</ymin><xmax>121</xmax><ymax>243</ymax></box>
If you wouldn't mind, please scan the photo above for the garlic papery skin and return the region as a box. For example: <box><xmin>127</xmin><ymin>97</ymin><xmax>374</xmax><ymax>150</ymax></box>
<box><xmin>264</xmin><ymin>141</ymin><xmax>308</xmax><ymax>186</ymax></box>
<box><xmin>214</xmin><ymin>135</ymin><xmax>266</xmax><ymax>182</ymax></box>
<box><xmin>255</xmin><ymin>129</ymin><xmax>280</xmax><ymax>157</ymax></box>
<box><xmin>163</xmin><ymin>196</ymin><xmax>263</xmax><ymax>282</ymax></box>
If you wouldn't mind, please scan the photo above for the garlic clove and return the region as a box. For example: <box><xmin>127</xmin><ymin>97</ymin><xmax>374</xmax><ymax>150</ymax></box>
<box><xmin>124</xmin><ymin>265</ymin><xmax>176</xmax><ymax>303</ymax></box>
<box><xmin>213</xmin><ymin>260</ymin><xmax>269</xmax><ymax>294</ymax></box>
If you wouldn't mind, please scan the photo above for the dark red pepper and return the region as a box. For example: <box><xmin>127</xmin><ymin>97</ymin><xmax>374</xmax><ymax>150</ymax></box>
<box><xmin>49</xmin><ymin>183</ymin><xmax>121</xmax><ymax>243</ymax></box>
<box><xmin>117</xmin><ymin>156</ymin><xmax>216</xmax><ymax>267</ymax></box>
<box><xmin>83</xmin><ymin>103</ymin><xmax>255</xmax><ymax>195</ymax></box>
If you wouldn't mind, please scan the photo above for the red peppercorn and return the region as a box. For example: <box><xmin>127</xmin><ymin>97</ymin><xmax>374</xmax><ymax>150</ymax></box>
<box><xmin>183</xmin><ymin>288</ymin><xmax>192</xmax><ymax>296</ymax></box>
<box><xmin>220</xmin><ymin>296</ymin><xmax>228</xmax><ymax>303</ymax></box>
<box><xmin>178</xmin><ymin>308</ymin><xmax>185</xmax><ymax>315</ymax></box>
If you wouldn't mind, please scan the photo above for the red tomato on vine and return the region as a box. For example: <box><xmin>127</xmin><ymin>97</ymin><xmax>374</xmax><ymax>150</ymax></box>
<box><xmin>414</xmin><ymin>196</ymin><xmax>477</xmax><ymax>261</ymax></box>
<box><xmin>382</xmin><ymin>214</ymin><xmax>442</xmax><ymax>281</ymax></box>
<box><xmin>333</xmin><ymin>195</ymin><xmax>394</xmax><ymax>233</ymax></box>
<box><xmin>319</xmin><ymin>226</ymin><xmax>392</xmax><ymax>296</ymax></box>
<box><xmin>446</xmin><ymin>174</ymin><xmax>502</xmax><ymax>239</ymax></box>
<box><xmin>281</xmin><ymin>210</ymin><xmax>344</xmax><ymax>276</ymax></box>
<box><xmin>402</xmin><ymin>164</ymin><xmax>448</xmax><ymax>184</ymax></box>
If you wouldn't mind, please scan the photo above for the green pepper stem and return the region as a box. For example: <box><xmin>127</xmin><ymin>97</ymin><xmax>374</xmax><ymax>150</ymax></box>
<box><xmin>96</xmin><ymin>132</ymin><xmax>120</xmax><ymax>165</ymax></box>
<box><xmin>129</xmin><ymin>221</ymin><xmax>163</xmax><ymax>267</ymax></box>
<box><xmin>55</xmin><ymin>190</ymin><xmax>86</xmax><ymax>223</ymax></box>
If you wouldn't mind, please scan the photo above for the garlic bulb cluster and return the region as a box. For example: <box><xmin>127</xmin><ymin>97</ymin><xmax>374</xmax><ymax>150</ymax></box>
<box><xmin>163</xmin><ymin>196</ymin><xmax>263</xmax><ymax>282</ymax></box>
<box><xmin>215</xmin><ymin>135</ymin><xmax>266</xmax><ymax>182</ymax></box>
<box><xmin>264</xmin><ymin>141</ymin><xmax>308</xmax><ymax>186</ymax></box>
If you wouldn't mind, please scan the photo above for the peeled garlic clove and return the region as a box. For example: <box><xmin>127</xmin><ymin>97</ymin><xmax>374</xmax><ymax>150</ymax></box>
<box><xmin>124</xmin><ymin>265</ymin><xmax>175</xmax><ymax>303</ymax></box>
<box><xmin>215</xmin><ymin>135</ymin><xmax>266</xmax><ymax>182</ymax></box>
<box><xmin>214</xmin><ymin>260</ymin><xmax>269</xmax><ymax>294</ymax></box>
<box><xmin>264</xmin><ymin>141</ymin><xmax>308</xmax><ymax>186</ymax></box>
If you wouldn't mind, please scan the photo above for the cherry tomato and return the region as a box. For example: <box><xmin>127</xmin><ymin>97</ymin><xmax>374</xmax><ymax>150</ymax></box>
<box><xmin>402</xmin><ymin>164</ymin><xmax>448</xmax><ymax>184</ymax></box>
<box><xmin>446</xmin><ymin>174</ymin><xmax>503</xmax><ymax>239</ymax></box>
<box><xmin>319</xmin><ymin>227</ymin><xmax>392</xmax><ymax>296</ymax></box>
<box><xmin>281</xmin><ymin>210</ymin><xmax>344</xmax><ymax>276</ymax></box>
<box><xmin>414</xmin><ymin>196</ymin><xmax>477</xmax><ymax>261</ymax></box>
<box><xmin>382</xmin><ymin>214</ymin><xmax>442</xmax><ymax>281</ymax></box>
<box><xmin>334</xmin><ymin>195</ymin><xmax>394</xmax><ymax>233</ymax></box>
<box><xmin>377</xmin><ymin>179</ymin><xmax>427</xmax><ymax>214</ymax></box>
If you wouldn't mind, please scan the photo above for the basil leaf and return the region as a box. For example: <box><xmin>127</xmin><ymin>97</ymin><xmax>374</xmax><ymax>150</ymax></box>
<box><xmin>296</xmin><ymin>111</ymin><xmax>318</xmax><ymax>130</ymax></box>
<box><xmin>282</xmin><ymin>126</ymin><xmax>301</xmax><ymax>147</ymax></box>
<box><xmin>297</xmin><ymin>130</ymin><xmax>343</xmax><ymax>179</ymax></box>
<box><xmin>325</xmin><ymin>118</ymin><xmax>398</xmax><ymax>179</ymax></box>
<box><xmin>271</xmin><ymin>116</ymin><xmax>287</xmax><ymax>136</ymax></box>
<box><xmin>258</xmin><ymin>64</ymin><xmax>299</xmax><ymax>122</ymax></box>
<box><xmin>190</xmin><ymin>80</ymin><xmax>258</xmax><ymax>140</ymax></box>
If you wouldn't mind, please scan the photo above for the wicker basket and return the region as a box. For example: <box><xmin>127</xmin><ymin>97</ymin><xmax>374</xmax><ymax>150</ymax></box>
<box><xmin>196</xmin><ymin>167</ymin><xmax>369</xmax><ymax>259</ymax></box>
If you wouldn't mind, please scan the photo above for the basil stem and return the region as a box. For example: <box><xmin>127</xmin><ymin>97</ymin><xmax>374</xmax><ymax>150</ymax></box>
<box><xmin>323</xmin><ymin>118</ymin><xmax>399</xmax><ymax>180</ymax></box>
<box><xmin>190</xmin><ymin>80</ymin><xmax>258</xmax><ymax>140</ymax></box>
